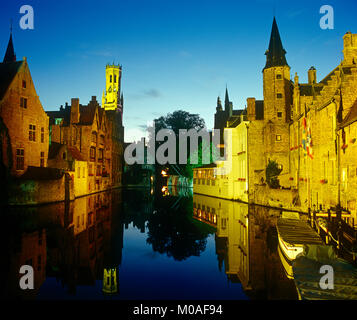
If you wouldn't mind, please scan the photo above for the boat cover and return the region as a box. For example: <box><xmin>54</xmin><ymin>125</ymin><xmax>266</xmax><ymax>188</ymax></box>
<box><xmin>292</xmin><ymin>244</ymin><xmax>357</xmax><ymax>299</ymax></box>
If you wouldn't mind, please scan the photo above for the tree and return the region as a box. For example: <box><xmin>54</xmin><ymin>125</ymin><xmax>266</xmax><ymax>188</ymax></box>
<box><xmin>152</xmin><ymin>110</ymin><xmax>206</xmax><ymax>178</ymax></box>
<box><xmin>265</xmin><ymin>160</ymin><xmax>282</xmax><ymax>189</ymax></box>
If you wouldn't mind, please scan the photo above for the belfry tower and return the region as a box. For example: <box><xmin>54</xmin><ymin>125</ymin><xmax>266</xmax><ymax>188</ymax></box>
<box><xmin>102</xmin><ymin>63</ymin><xmax>123</xmax><ymax>112</ymax></box>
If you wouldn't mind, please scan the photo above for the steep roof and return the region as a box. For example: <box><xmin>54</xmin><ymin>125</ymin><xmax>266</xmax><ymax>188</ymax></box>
<box><xmin>264</xmin><ymin>17</ymin><xmax>288</xmax><ymax>69</ymax></box>
<box><xmin>0</xmin><ymin>60</ymin><xmax>23</xmax><ymax>100</ymax></box>
<box><xmin>3</xmin><ymin>33</ymin><xmax>16</xmax><ymax>63</ymax></box>
<box><xmin>340</xmin><ymin>98</ymin><xmax>357</xmax><ymax>129</ymax></box>
<box><xmin>67</xmin><ymin>146</ymin><xmax>85</xmax><ymax>161</ymax></box>
<box><xmin>299</xmin><ymin>83</ymin><xmax>324</xmax><ymax>96</ymax></box>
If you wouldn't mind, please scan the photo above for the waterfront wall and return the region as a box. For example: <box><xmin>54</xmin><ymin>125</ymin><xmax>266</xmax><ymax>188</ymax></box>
<box><xmin>7</xmin><ymin>174</ymin><xmax>71</xmax><ymax>205</ymax></box>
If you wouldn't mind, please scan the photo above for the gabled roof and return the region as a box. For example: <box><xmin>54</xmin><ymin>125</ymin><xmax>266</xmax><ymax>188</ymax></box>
<box><xmin>340</xmin><ymin>98</ymin><xmax>357</xmax><ymax>129</ymax></box>
<box><xmin>67</xmin><ymin>146</ymin><xmax>85</xmax><ymax>161</ymax></box>
<box><xmin>0</xmin><ymin>60</ymin><xmax>23</xmax><ymax>100</ymax></box>
<box><xmin>264</xmin><ymin>17</ymin><xmax>288</xmax><ymax>69</ymax></box>
<box><xmin>299</xmin><ymin>83</ymin><xmax>324</xmax><ymax>96</ymax></box>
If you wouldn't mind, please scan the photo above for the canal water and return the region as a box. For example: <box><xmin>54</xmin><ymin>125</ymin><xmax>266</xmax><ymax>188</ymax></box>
<box><xmin>1</xmin><ymin>187</ymin><xmax>299</xmax><ymax>300</ymax></box>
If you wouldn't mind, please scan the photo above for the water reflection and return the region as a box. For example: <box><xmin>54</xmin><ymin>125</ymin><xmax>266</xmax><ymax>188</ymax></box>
<box><xmin>2</xmin><ymin>188</ymin><xmax>298</xmax><ymax>300</ymax></box>
<box><xmin>193</xmin><ymin>194</ymin><xmax>298</xmax><ymax>299</ymax></box>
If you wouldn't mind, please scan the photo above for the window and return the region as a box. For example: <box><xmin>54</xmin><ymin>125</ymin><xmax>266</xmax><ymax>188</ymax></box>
<box><xmin>20</xmin><ymin>97</ymin><xmax>27</xmax><ymax>108</ymax></box>
<box><xmin>90</xmin><ymin>147</ymin><xmax>96</xmax><ymax>161</ymax></box>
<box><xmin>16</xmin><ymin>148</ymin><xmax>24</xmax><ymax>170</ymax></box>
<box><xmin>89</xmin><ymin>164</ymin><xmax>93</xmax><ymax>176</ymax></box>
<box><xmin>276</xmin><ymin>74</ymin><xmax>282</xmax><ymax>79</ymax></box>
<box><xmin>77</xmin><ymin>167</ymin><xmax>81</xmax><ymax>178</ymax></box>
<box><xmin>277</xmin><ymin>112</ymin><xmax>282</xmax><ymax>118</ymax></box>
<box><xmin>276</xmin><ymin>134</ymin><xmax>282</xmax><ymax>141</ymax></box>
<box><xmin>278</xmin><ymin>164</ymin><xmax>283</xmax><ymax>171</ymax></box>
<box><xmin>91</xmin><ymin>132</ymin><xmax>97</xmax><ymax>144</ymax></box>
<box><xmin>40</xmin><ymin>152</ymin><xmax>44</xmax><ymax>167</ymax></box>
<box><xmin>82</xmin><ymin>167</ymin><xmax>85</xmax><ymax>178</ymax></box>
<box><xmin>22</xmin><ymin>80</ymin><xmax>26</xmax><ymax>88</ymax></box>
<box><xmin>277</xmin><ymin>93</ymin><xmax>283</xmax><ymax>98</ymax></box>
<box><xmin>110</xmin><ymin>75</ymin><xmax>112</xmax><ymax>83</ymax></box>
<box><xmin>114</xmin><ymin>75</ymin><xmax>117</xmax><ymax>83</ymax></box>
<box><xmin>29</xmin><ymin>124</ymin><xmax>36</xmax><ymax>141</ymax></box>
<box><xmin>96</xmin><ymin>165</ymin><xmax>101</xmax><ymax>176</ymax></box>
<box><xmin>98</xmin><ymin>149</ymin><xmax>103</xmax><ymax>162</ymax></box>
<box><xmin>41</xmin><ymin>127</ymin><xmax>44</xmax><ymax>143</ymax></box>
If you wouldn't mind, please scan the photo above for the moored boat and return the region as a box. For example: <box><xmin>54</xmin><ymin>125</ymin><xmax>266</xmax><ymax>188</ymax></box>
<box><xmin>277</xmin><ymin>211</ymin><xmax>323</xmax><ymax>262</ymax></box>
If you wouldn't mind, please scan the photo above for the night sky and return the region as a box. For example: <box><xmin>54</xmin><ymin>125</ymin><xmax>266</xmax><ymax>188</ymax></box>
<box><xmin>1</xmin><ymin>0</ymin><xmax>357</xmax><ymax>142</ymax></box>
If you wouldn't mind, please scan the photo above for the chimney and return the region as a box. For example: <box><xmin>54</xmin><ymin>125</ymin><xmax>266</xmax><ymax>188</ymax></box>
<box><xmin>343</xmin><ymin>31</ymin><xmax>357</xmax><ymax>65</ymax></box>
<box><xmin>247</xmin><ymin>97</ymin><xmax>256</xmax><ymax>121</ymax></box>
<box><xmin>308</xmin><ymin>67</ymin><xmax>316</xmax><ymax>84</ymax></box>
<box><xmin>71</xmin><ymin>98</ymin><xmax>80</xmax><ymax>124</ymax></box>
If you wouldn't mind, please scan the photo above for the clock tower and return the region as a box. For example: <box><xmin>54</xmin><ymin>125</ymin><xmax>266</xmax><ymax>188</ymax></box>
<box><xmin>102</xmin><ymin>63</ymin><xmax>122</xmax><ymax>111</ymax></box>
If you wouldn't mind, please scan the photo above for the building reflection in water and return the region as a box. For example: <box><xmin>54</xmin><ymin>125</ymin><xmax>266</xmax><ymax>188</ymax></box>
<box><xmin>2</xmin><ymin>188</ymin><xmax>299</xmax><ymax>300</ymax></box>
<box><xmin>193</xmin><ymin>193</ymin><xmax>298</xmax><ymax>299</ymax></box>
<box><xmin>1</xmin><ymin>189</ymin><xmax>124</xmax><ymax>299</ymax></box>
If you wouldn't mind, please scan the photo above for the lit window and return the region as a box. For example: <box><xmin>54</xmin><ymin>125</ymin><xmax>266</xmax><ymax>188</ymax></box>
<box><xmin>276</xmin><ymin>134</ymin><xmax>282</xmax><ymax>141</ymax></box>
<box><xmin>16</xmin><ymin>148</ymin><xmax>24</xmax><ymax>170</ymax></box>
<box><xmin>29</xmin><ymin>124</ymin><xmax>36</xmax><ymax>141</ymax></box>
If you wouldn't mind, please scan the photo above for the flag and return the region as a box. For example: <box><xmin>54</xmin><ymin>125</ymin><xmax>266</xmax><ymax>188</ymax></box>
<box><xmin>302</xmin><ymin>117</ymin><xmax>313</xmax><ymax>159</ymax></box>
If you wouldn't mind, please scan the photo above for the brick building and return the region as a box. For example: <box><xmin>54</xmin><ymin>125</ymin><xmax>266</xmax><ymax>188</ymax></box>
<box><xmin>0</xmin><ymin>32</ymin><xmax>49</xmax><ymax>177</ymax></box>
<box><xmin>46</xmin><ymin>64</ymin><xmax>124</xmax><ymax>197</ymax></box>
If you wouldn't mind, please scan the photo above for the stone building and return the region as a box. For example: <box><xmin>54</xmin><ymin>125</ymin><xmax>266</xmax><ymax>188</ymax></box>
<box><xmin>46</xmin><ymin>63</ymin><xmax>125</xmax><ymax>197</ymax></box>
<box><xmin>194</xmin><ymin>18</ymin><xmax>357</xmax><ymax>227</ymax></box>
<box><xmin>287</xmin><ymin>31</ymin><xmax>357</xmax><ymax>222</ymax></box>
<box><xmin>0</xmin><ymin>32</ymin><xmax>49</xmax><ymax>176</ymax></box>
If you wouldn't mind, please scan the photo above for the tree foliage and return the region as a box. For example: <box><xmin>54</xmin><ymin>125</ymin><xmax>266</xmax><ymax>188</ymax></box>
<box><xmin>152</xmin><ymin>110</ymin><xmax>206</xmax><ymax>178</ymax></box>
<box><xmin>265</xmin><ymin>160</ymin><xmax>282</xmax><ymax>189</ymax></box>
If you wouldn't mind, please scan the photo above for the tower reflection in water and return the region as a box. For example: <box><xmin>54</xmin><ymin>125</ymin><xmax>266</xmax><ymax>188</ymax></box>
<box><xmin>193</xmin><ymin>193</ymin><xmax>298</xmax><ymax>299</ymax></box>
<box><xmin>2</xmin><ymin>188</ymin><xmax>298</xmax><ymax>300</ymax></box>
<box><xmin>2</xmin><ymin>190</ymin><xmax>124</xmax><ymax>299</ymax></box>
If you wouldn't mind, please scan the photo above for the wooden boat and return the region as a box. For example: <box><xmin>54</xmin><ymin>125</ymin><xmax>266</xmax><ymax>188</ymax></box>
<box><xmin>277</xmin><ymin>211</ymin><xmax>323</xmax><ymax>262</ymax></box>
<box><xmin>278</xmin><ymin>243</ymin><xmax>294</xmax><ymax>279</ymax></box>
<box><xmin>293</xmin><ymin>244</ymin><xmax>357</xmax><ymax>300</ymax></box>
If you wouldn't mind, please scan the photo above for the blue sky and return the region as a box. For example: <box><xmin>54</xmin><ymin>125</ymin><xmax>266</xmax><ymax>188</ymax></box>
<box><xmin>1</xmin><ymin>0</ymin><xmax>357</xmax><ymax>142</ymax></box>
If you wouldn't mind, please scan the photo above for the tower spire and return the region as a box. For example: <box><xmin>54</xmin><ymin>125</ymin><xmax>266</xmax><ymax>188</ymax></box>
<box><xmin>3</xmin><ymin>22</ymin><xmax>16</xmax><ymax>63</ymax></box>
<box><xmin>264</xmin><ymin>17</ymin><xmax>288</xmax><ymax>69</ymax></box>
<box><xmin>224</xmin><ymin>86</ymin><xmax>230</xmax><ymax>110</ymax></box>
